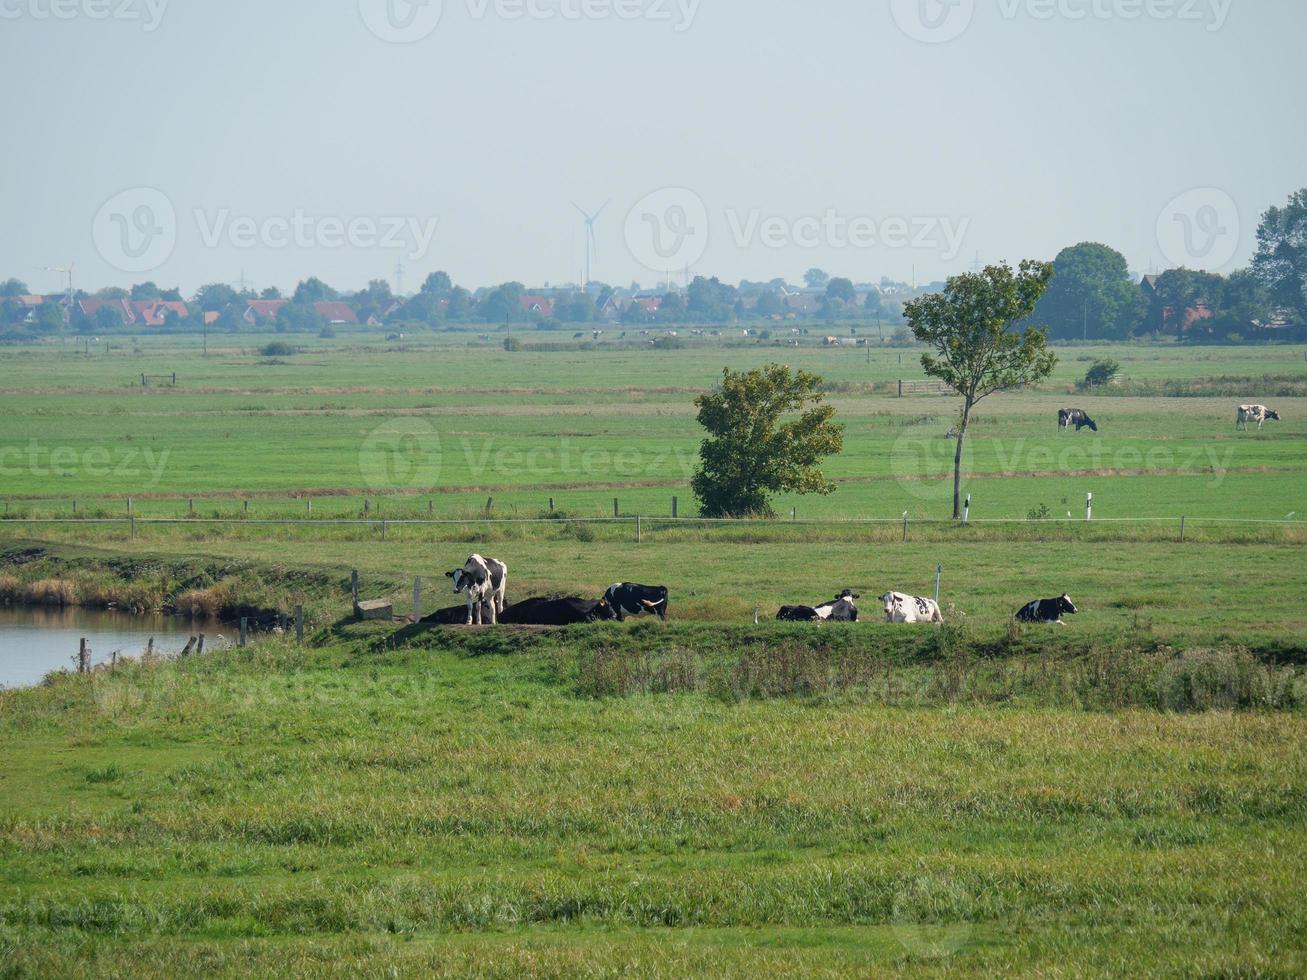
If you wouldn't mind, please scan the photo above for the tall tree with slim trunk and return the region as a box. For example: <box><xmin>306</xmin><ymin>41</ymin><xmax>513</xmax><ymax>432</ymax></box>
<box><xmin>904</xmin><ymin>260</ymin><xmax>1057</xmax><ymax>520</ymax></box>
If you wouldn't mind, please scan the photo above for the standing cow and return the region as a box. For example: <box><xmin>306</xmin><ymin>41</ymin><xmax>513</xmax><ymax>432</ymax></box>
<box><xmin>1236</xmin><ymin>405</ymin><xmax>1281</xmax><ymax>431</ymax></box>
<box><xmin>446</xmin><ymin>554</ymin><xmax>509</xmax><ymax>625</ymax></box>
<box><xmin>1058</xmin><ymin>408</ymin><xmax>1098</xmax><ymax>433</ymax></box>
<box><xmin>1015</xmin><ymin>594</ymin><xmax>1078</xmax><ymax>624</ymax></box>
<box><xmin>604</xmin><ymin>583</ymin><xmax>669</xmax><ymax>621</ymax></box>
<box><xmin>880</xmin><ymin>592</ymin><xmax>944</xmax><ymax>624</ymax></box>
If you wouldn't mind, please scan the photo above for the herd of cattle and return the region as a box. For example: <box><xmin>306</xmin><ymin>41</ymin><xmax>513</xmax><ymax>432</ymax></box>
<box><xmin>429</xmin><ymin>555</ymin><xmax>1079</xmax><ymax>628</ymax></box>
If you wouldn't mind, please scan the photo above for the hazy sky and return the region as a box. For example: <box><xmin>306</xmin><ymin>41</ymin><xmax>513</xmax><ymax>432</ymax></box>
<box><xmin>1</xmin><ymin>0</ymin><xmax>1303</xmax><ymax>296</ymax></box>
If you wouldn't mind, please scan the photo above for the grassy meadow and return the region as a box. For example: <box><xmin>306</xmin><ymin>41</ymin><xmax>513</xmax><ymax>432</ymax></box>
<box><xmin>2</xmin><ymin>332</ymin><xmax>1307</xmax><ymax>975</ymax></box>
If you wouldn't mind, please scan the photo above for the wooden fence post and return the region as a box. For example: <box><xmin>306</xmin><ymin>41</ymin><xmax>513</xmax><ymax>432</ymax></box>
<box><xmin>78</xmin><ymin>638</ymin><xmax>90</xmax><ymax>674</ymax></box>
<box><xmin>636</xmin><ymin>516</ymin><xmax>642</xmax><ymax>544</ymax></box>
<box><xmin>243</xmin><ymin>499</ymin><xmax>249</xmax><ymax>514</ymax></box>
<box><xmin>295</xmin><ymin>605</ymin><xmax>304</xmax><ymax>643</ymax></box>
<box><xmin>898</xmin><ymin>379</ymin><xmax>904</xmax><ymax>398</ymax></box>
<box><xmin>1085</xmin><ymin>492</ymin><xmax>1093</xmax><ymax>522</ymax></box>
<box><xmin>549</xmin><ymin>497</ymin><xmax>555</xmax><ymax>513</ymax></box>
<box><xmin>613</xmin><ymin>498</ymin><xmax>619</xmax><ymax>518</ymax></box>
<box><xmin>127</xmin><ymin>497</ymin><xmax>132</xmax><ymax>515</ymax></box>
<box><xmin>672</xmin><ymin>496</ymin><xmax>678</xmax><ymax>519</ymax></box>
<box><xmin>1180</xmin><ymin>516</ymin><xmax>1186</xmax><ymax>543</ymax></box>
<box><xmin>902</xmin><ymin>513</ymin><xmax>910</xmax><ymax>543</ymax></box>
<box><xmin>485</xmin><ymin>496</ymin><xmax>494</xmax><ymax>513</ymax></box>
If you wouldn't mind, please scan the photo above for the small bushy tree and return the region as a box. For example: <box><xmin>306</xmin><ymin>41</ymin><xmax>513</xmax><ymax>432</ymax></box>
<box><xmin>691</xmin><ymin>364</ymin><xmax>844</xmax><ymax>517</ymax></box>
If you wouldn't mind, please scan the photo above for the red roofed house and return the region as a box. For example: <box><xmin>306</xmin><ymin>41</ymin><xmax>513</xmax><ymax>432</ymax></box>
<box><xmin>313</xmin><ymin>302</ymin><xmax>359</xmax><ymax>324</ymax></box>
<box><xmin>132</xmin><ymin>300</ymin><xmax>189</xmax><ymax>326</ymax></box>
<box><xmin>77</xmin><ymin>298</ymin><xmax>136</xmax><ymax>325</ymax></box>
<box><xmin>519</xmin><ymin>295</ymin><xmax>555</xmax><ymax>317</ymax></box>
<box><xmin>243</xmin><ymin>299</ymin><xmax>288</xmax><ymax>325</ymax></box>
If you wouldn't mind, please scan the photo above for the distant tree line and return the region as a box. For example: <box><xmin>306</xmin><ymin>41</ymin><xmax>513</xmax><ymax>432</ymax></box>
<box><xmin>4</xmin><ymin>189</ymin><xmax>1303</xmax><ymax>343</ymax></box>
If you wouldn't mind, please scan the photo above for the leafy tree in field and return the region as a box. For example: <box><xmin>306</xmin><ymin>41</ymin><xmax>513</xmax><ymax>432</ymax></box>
<box><xmin>503</xmin><ymin>336</ymin><xmax>521</xmax><ymax>352</ymax></box>
<box><xmin>1080</xmin><ymin>359</ymin><xmax>1121</xmax><ymax>389</ymax></box>
<box><xmin>1145</xmin><ymin>268</ymin><xmax>1223</xmax><ymax>335</ymax></box>
<box><xmin>445</xmin><ymin>286</ymin><xmax>473</xmax><ymax>320</ymax></box>
<box><xmin>1034</xmin><ymin>242</ymin><xmax>1146</xmax><ymax>340</ymax></box>
<box><xmin>400</xmin><ymin>292</ymin><xmax>445</xmax><ymax>325</ymax></box>
<box><xmin>864</xmin><ymin>290</ymin><xmax>883</xmax><ymax>316</ymax></box>
<box><xmin>0</xmin><ymin>278</ymin><xmax>28</xmax><ymax>297</ymax></box>
<box><xmin>1</xmin><ymin>299</ymin><xmax>20</xmax><ymax>324</ymax></box>
<box><xmin>275</xmin><ymin>303</ymin><xmax>326</xmax><ymax>333</ymax></box>
<box><xmin>130</xmin><ymin>281</ymin><xmax>161</xmax><ymax>301</ymax></box>
<box><xmin>95</xmin><ymin>287</ymin><xmax>129</xmax><ymax>299</ymax></box>
<box><xmin>1214</xmin><ymin>269</ymin><xmax>1275</xmax><ymax>334</ymax></box>
<box><xmin>753</xmin><ymin>290</ymin><xmax>783</xmax><ymax>318</ymax></box>
<box><xmin>691</xmin><ymin>363</ymin><xmax>845</xmax><ymax>518</ymax></box>
<box><xmin>478</xmin><ymin>282</ymin><xmax>525</xmax><ymax>323</ymax></box>
<box><xmin>194</xmin><ymin>283</ymin><xmax>239</xmax><ymax>312</ymax></box>
<box><xmin>826</xmin><ymin>277</ymin><xmax>856</xmax><ymax>305</ymax></box>
<box><xmin>292</xmin><ymin>277</ymin><xmax>337</xmax><ymax>305</ymax></box>
<box><xmin>420</xmin><ymin>271</ymin><xmax>453</xmax><ymax>297</ymax></box>
<box><xmin>553</xmin><ymin>292</ymin><xmax>596</xmax><ymax>323</ymax></box>
<box><xmin>1251</xmin><ymin>188</ymin><xmax>1307</xmax><ymax>325</ymax></box>
<box><xmin>686</xmin><ymin>276</ymin><xmax>736</xmax><ymax>322</ymax></box>
<box><xmin>352</xmin><ymin>279</ymin><xmax>394</xmax><ymax>321</ymax></box>
<box><xmin>804</xmin><ymin>268</ymin><xmax>830</xmax><ymax>288</ymax></box>
<box><xmin>94</xmin><ymin>304</ymin><xmax>125</xmax><ymax>330</ymax></box>
<box><xmin>215</xmin><ymin>303</ymin><xmax>246</xmax><ymax>332</ymax></box>
<box><xmin>656</xmin><ymin>292</ymin><xmax>686</xmax><ymax>322</ymax></box>
<box><xmin>34</xmin><ymin>302</ymin><xmax>65</xmax><ymax>334</ymax></box>
<box><xmin>260</xmin><ymin>286</ymin><xmax>283</xmax><ymax>300</ymax></box>
<box><xmin>905</xmin><ymin>260</ymin><xmax>1057</xmax><ymax>520</ymax></box>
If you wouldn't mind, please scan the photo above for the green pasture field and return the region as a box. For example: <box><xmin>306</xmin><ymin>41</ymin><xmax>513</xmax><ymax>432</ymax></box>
<box><xmin>1</xmin><ymin>625</ymin><xmax>1305</xmax><ymax>976</ymax></box>
<box><xmin>3</xmin><ymin>336</ymin><xmax>1307</xmax><ymax>976</ymax></box>
<box><xmin>1</xmin><ymin>336</ymin><xmax>1305</xmax><ymax>523</ymax></box>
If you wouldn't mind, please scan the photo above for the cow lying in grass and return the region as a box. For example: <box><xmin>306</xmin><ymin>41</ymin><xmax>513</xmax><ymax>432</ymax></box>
<box><xmin>777</xmin><ymin>590</ymin><xmax>859</xmax><ymax>622</ymax></box>
<box><xmin>1015</xmin><ymin>594</ymin><xmax>1078</xmax><ymax>624</ymax></box>
<box><xmin>499</xmin><ymin>597</ymin><xmax>615</xmax><ymax>625</ymax></box>
<box><xmin>604</xmin><ymin>583</ymin><xmax>669</xmax><ymax>621</ymax></box>
<box><xmin>880</xmin><ymin>592</ymin><xmax>944</xmax><ymax>624</ymax></box>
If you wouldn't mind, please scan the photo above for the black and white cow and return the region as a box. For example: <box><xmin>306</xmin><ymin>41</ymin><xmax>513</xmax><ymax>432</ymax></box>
<box><xmin>446</xmin><ymin>554</ymin><xmax>509</xmax><ymax>625</ymax></box>
<box><xmin>1236</xmin><ymin>404</ymin><xmax>1281</xmax><ymax>431</ymax></box>
<box><xmin>499</xmin><ymin>597</ymin><xmax>615</xmax><ymax>626</ymax></box>
<box><xmin>880</xmin><ymin>592</ymin><xmax>944</xmax><ymax>624</ymax></box>
<box><xmin>1058</xmin><ymin>408</ymin><xmax>1098</xmax><ymax>433</ymax></box>
<box><xmin>604</xmin><ymin>583</ymin><xmax>669</xmax><ymax>621</ymax></box>
<box><xmin>422</xmin><ymin>605</ymin><xmax>479</xmax><ymax>625</ymax></box>
<box><xmin>776</xmin><ymin>605</ymin><xmax>820</xmax><ymax>622</ymax></box>
<box><xmin>1015</xmin><ymin>594</ymin><xmax>1078</xmax><ymax>624</ymax></box>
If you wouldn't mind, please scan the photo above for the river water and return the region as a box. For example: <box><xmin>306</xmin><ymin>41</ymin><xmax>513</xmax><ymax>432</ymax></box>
<box><xmin>0</xmin><ymin>607</ymin><xmax>208</xmax><ymax>689</ymax></box>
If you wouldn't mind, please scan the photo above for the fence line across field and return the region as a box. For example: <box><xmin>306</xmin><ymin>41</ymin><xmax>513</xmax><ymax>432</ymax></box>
<box><xmin>2</xmin><ymin>515</ymin><xmax>1303</xmax><ymax>529</ymax></box>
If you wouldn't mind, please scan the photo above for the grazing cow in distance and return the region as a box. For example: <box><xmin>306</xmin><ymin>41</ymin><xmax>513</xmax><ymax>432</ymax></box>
<box><xmin>1015</xmin><ymin>594</ymin><xmax>1078</xmax><ymax>624</ymax></box>
<box><xmin>446</xmin><ymin>554</ymin><xmax>509</xmax><ymax>625</ymax></box>
<box><xmin>499</xmin><ymin>597</ymin><xmax>615</xmax><ymax>626</ymax></box>
<box><xmin>880</xmin><ymin>592</ymin><xmax>944</xmax><ymax>624</ymax></box>
<box><xmin>1059</xmin><ymin>408</ymin><xmax>1098</xmax><ymax>433</ymax></box>
<box><xmin>605</xmin><ymin>583</ymin><xmax>669</xmax><ymax>621</ymax></box>
<box><xmin>1237</xmin><ymin>405</ymin><xmax>1281</xmax><ymax>431</ymax></box>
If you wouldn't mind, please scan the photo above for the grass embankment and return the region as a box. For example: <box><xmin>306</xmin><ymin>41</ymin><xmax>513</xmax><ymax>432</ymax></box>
<box><xmin>2</xmin><ymin>628</ymin><xmax>1305</xmax><ymax>976</ymax></box>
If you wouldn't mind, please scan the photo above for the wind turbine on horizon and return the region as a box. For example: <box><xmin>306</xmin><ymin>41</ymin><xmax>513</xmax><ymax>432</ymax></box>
<box><xmin>573</xmin><ymin>200</ymin><xmax>609</xmax><ymax>288</ymax></box>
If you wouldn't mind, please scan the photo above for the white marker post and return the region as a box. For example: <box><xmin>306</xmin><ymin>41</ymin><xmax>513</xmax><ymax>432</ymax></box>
<box><xmin>1086</xmin><ymin>492</ymin><xmax>1093</xmax><ymax>522</ymax></box>
<box><xmin>963</xmin><ymin>495</ymin><xmax>971</xmax><ymax>524</ymax></box>
<box><xmin>934</xmin><ymin>564</ymin><xmax>943</xmax><ymax>603</ymax></box>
